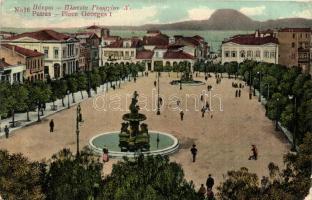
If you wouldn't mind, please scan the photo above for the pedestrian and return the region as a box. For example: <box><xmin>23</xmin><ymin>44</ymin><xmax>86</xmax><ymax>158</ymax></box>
<box><xmin>49</xmin><ymin>119</ymin><xmax>54</xmax><ymax>133</ymax></box>
<box><xmin>190</xmin><ymin>144</ymin><xmax>197</xmax><ymax>162</ymax></box>
<box><xmin>134</xmin><ymin>77</ymin><xmax>136</xmax><ymax>83</ymax></box>
<box><xmin>4</xmin><ymin>125</ymin><xmax>9</xmax><ymax>138</ymax></box>
<box><xmin>206</xmin><ymin>188</ymin><xmax>214</xmax><ymax>200</ymax></box>
<box><xmin>205</xmin><ymin>102</ymin><xmax>210</xmax><ymax>111</ymax></box>
<box><xmin>205</xmin><ymin>76</ymin><xmax>208</xmax><ymax>81</ymax></box>
<box><xmin>210</xmin><ymin>114</ymin><xmax>213</xmax><ymax>119</ymax></box>
<box><xmin>206</xmin><ymin>174</ymin><xmax>214</xmax><ymax>190</ymax></box>
<box><xmin>200</xmin><ymin>94</ymin><xmax>204</xmax><ymax>102</ymax></box>
<box><xmin>201</xmin><ymin>107</ymin><xmax>205</xmax><ymax>118</ymax></box>
<box><xmin>238</xmin><ymin>89</ymin><xmax>241</xmax><ymax>97</ymax></box>
<box><xmin>198</xmin><ymin>184</ymin><xmax>206</xmax><ymax>198</ymax></box>
<box><xmin>249</xmin><ymin>144</ymin><xmax>258</xmax><ymax>160</ymax></box>
<box><xmin>180</xmin><ymin>110</ymin><xmax>184</xmax><ymax>121</ymax></box>
<box><xmin>159</xmin><ymin>97</ymin><xmax>163</xmax><ymax>106</ymax></box>
<box><xmin>154</xmin><ymin>80</ymin><xmax>157</xmax><ymax>87</ymax></box>
<box><xmin>235</xmin><ymin>90</ymin><xmax>238</xmax><ymax>97</ymax></box>
<box><xmin>102</xmin><ymin>148</ymin><xmax>109</xmax><ymax>163</ymax></box>
<box><xmin>177</xmin><ymin>100</ymin><xmax>181</xmax><ymax>106</ymax></box>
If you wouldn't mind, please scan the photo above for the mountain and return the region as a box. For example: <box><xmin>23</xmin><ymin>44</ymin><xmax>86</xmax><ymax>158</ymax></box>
<box><xmin>2</xmin><ymin>9</ymin><xmax>312</xmax><ymax>32</ymax></box>
<box><xmin>107</xmin><ymin>9</ymin><xmax>312</xmax><ymax>30</ymax></box>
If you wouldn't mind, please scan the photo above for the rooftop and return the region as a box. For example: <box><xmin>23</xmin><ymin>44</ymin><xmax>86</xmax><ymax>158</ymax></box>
<box><xmin>279</xmin><ymin>28</ymin><xmax>311</xmax><ymax>32</ymax></box>
<box><xmin>136</xmin><ymin>50</ymin><xmax>154</xmax><ymax>59</ymax></box>
<box><xmin>7</xmin><ymin>29</ymin><xmax>71</xmax><ymax>41</ymax></box>
<box><xmin>163</xmin><ymin>50</ymin><xmax>194</xmax><ymax>60</ymax></box>
<box><xmin>1</xmin><ymin>44</ymin><xmax>44</xmax><ymax>57</ymax></box>
<box><xmin>223</xmin><ymin>34</ymin><xmax>278</xmax><ymax>45</ymax></box>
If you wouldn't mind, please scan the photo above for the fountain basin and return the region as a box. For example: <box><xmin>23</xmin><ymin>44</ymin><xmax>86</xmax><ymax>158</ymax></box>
<box><xmin>89</xmin><ymin>131</ymin><xmax>179</xmax><ymax>158</ymax></box>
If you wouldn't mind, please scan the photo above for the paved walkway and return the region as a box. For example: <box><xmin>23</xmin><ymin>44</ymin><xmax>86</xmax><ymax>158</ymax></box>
<box><xmin>0</xmin><ymin>73</ymin><xmax>290</xmax><ymax>191</ymax></box>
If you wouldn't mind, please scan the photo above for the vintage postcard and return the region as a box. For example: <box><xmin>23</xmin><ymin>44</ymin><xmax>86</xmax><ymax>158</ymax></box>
<box><xmin>0</xmin><ymin>0</ymin><xmax>311</xmax><ymax>199</ymax></box>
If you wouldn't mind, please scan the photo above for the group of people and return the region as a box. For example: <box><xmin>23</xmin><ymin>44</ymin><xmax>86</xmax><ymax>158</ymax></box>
<box><xmin>235</xmin><ymin>89</ymin><xmax>242</xmax><ymax>98</ymax></box>
<box><xmin>198</xmin><ymin>174</ymin><xmax>215</xmax><ymax>199</ymax></box>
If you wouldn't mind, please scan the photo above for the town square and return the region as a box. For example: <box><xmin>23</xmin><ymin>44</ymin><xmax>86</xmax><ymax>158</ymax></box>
<box><xmin>0</xmin><ymin>0</ymin><xmax>311</xmax><ymax>199</ymax></box>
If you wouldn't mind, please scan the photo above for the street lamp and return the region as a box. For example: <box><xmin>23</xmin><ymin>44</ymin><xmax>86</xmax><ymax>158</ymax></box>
<box><xmin>249</xmin><ymin>70</ymin><xmax>252</xmax><ymax>99</ymax></box>
<box><xmin>257</xmin><ymin>71</ymin><xmax>262</xmax><ymax>102</ymax></box>
<box><xmin>76</xmin><ymin>104</ymin><xmax>81</xmax><ymax>157</ymax></box>
<box><xmin>157</xmin><ymin>71</ymin><xmax>161</xmax><ymax>115</ymax></box>
<box><xmin>275</xmin><ymin>98</ymin><xmax>280</xmax><ymax>131</ymax></box>
<box><xmin>288</xmin><ymin>95</ymin><xmax>297</xmax><ymax>152</ymax></box>
<box><xmin>67</xmin><ymin>90</ymin><xmax>70</xmax><ymax>109</ymax></box>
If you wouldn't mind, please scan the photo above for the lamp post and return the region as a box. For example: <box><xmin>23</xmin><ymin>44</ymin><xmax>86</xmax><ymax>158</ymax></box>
<box><xmin>275</xmin><ymin>98</ymin><xmax>279</xmax><ymax>131</ymax></box>
<box><xmin>257</xmin><ymin>71</ymin><xmax>262</xmax><ymax>102</ymax></box>
<box><xmin>288</xmin><ymin>95</ymin><xmax>297</xmax><ymax>152</ymax></box>
<box><xmin>76</xmin><ymin>104</ymin><xmax>81</xmax><ymax>157</ymax></box>
<box><xmin>67</xmin><ymin>90</ymin><xmax>70</xmax><ymax>109</ymax></box>
<box><xmin>87</xmin><ymin>70</ymin><xmax>91</xmax><ymax>98</ymax></box>
<box><xmin>249</xmin><ymin>70</ymin><xmax>252</xmax><ymax>99</ymax></box>
<box><xmin>157</xmin><ymin>71</ymin><xmax>161</xmax><ymax>115</ymax></box>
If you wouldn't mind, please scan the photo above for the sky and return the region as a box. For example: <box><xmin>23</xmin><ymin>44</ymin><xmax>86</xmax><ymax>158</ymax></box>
<box><xmin>1</xmin><ymin>0</ymin><xmax>312</xmax><ymax>28</ymax></box>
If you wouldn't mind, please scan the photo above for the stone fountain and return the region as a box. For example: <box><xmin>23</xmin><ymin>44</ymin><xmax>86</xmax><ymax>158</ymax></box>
<box><xmin>119</xmin><ymin>91</ymin><xmax>150</xmax><ymax>152</ymax></box>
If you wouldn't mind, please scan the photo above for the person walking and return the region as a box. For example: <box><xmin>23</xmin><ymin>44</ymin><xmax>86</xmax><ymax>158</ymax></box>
<box><xmin>102</xmin><ymin>148</ymin><xmax>109</xmax><ymax>163</ymax></box>
<box><xmin>249</xmin><ymin>144</ymin><xmax>258</xmax><ymax>160</ymax></box>
<box><xmin>200</xmin><ymin>94</ymin><xmax>204</xmax><ymax>102</ymax></box>
<box><xmin>206</xmin><ymin>174</ymin><xmax>214</xmax><ymax>190</ymax></box>
<box><xmin>238</xmin><ymin>89</ymin><xmax>241</xmax><ymax>97</ymax></box>
<box><xmin>49</xmin><ymin>119</ymin><xmax>54</xmax><ymax>133</ymax></box>
<box><xmin>190</xmin><ymin>144</ymin><xmax>197</xmax><ymax>162</ymax></box>
<box><xmin>198</xmin><ymin>184</ymin><xmax>206</xmax><ymax>198</ymax></box>
<box><xmin>235</xmin><ymin>90</ymin><xmax>238</xmax><ymax>97</ymax></box>
<box><xmin>154</xmin><ymin>80</ymin><xmax>157</xmax><ymax>87</ymax></box>
<box><xmin>180</xmin><ymin>110</ymin><xmax>184</xmax><ymax>121</ymax></box>
<box><xmin>201</xmin><ymin>107</ymin><xmax>205</xmax><ymax>118</ymax></box>
<box><xmin>4</xmin><ymin>125</ymin><xmax>9</xmax><ymax>139</ymax></box>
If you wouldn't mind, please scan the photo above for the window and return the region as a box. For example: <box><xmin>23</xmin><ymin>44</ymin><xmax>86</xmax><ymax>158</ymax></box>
<box><xmin>300</xmin><ymin>33</ymin><xmax>302</xmax><ymax>38</ymax></box>
<box><xmin>156</xmin><ymin>52</ymin><xmax>159</xmax><ymax>58</ymax></box>
<box><xmin>255</xmin><ymin>50</ymin><xmax>260</xmax><ymax>57</ymax></box>
<box><xmin>43</xmin><ymin>47</ymin><xmax>49</xmax><ymax>58</ymax></box>
<box><xmin>264</xmin><ymin>51</ymin><xmax>269</xmax><ymax>58</ymax></box>
<box><xmin>54</xmin><ymin>48</ymin><xmax>59</xmax><ymax>59</ymax></box>
<box><xmin>306</xmin><ymin>33</ymin><xmax>308</xmax><ymax>38</ymax></box>
<box><xmin>125</xmin><ymin>51</ymin><xmax>129</xmax><ymax>57</ymax></box>
<box><xmin>292</xmin><ymin>42</ymin><xmax>295</xmax><ymax>48</ymax></box>
<box><xmin>63</xmin><ymin>49</ymin><xmax>66</xmax><ymax>58</ymax></box>
<box><xmin>224</xmin><ymin>51</ymin><xmax>230</xmax><ymax>57</ymax></box>
<box><xmin>231</xmin><ymin>51</ymin><xmax>236</xmax><ymax>57</ymax></box>
<box><xmin>240</xmin><ymin>50</ymin><xmax>245</xmax><ymax>58</ymax></box>
<box><xmin>247</xmin><ymin>50</ymin><xmax>253</xmax><ymax>57</ymax></box>
<box><xmin>270</xmin><ymin>52</ymin><xmax>276</xmax><ymax>58</ymax></box>
<box><xmin>131</xmin><ymin>51</ymin><xmax>134</xmax><ymax>57</ymax></box>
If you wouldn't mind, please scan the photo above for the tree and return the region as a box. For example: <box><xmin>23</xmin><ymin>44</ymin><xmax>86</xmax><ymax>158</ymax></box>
<box><xmin>138</xmin><ymin>62</ymin><xmax>146</xmax><ymax>76</ymax></box>
<box><xmin>43</xmin><ymin>148</ymin><xmax>102</xmax><ymax>200</ymax></box>
<box><xmin>0</xmin><ymin>82</ymin><xmax>10</xmax><ymax>130</ymax></box>
<box><xmin>76</xmin><ymin>73</ymin><xmax>87</xmax><ymax>99</ymax></box>
<box><xmin>57</xmin><ymin>79</ymin><xmax>68</xmax><ymax>107</ymax></box>
<box><xmin>67</xmin><ymin>76</ymin><xmax>78</xmax><ymax>103</ymax></box>
<box><xmin>29</xmin><ymin>81</ymin><xmax>51</xmax><ymax>122</ymax></box>
<box><xmin>90</xmin><ymin>69</ymin><xmax>101</xmax><ymax>94</ymax></box>
<box><xmin>99</xmin><ymin>155</ymin><xmax>201</xmax><ymax>200</ymax></box>
<box><xmin>6</xmin><ymin>83</ymin><xmax>28</xmax><ymax>127</ymax></box>
<box><xmin>0</xmin><ymin>150</ymin><xmax>45</xmax><ymax>200</ymax></box>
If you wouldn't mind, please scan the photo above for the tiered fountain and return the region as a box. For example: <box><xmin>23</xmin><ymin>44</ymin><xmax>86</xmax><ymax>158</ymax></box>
<box><xmin>89</xmin><ymin>91</ymin><xmax>179</xmax><ymax>158</ymax></box>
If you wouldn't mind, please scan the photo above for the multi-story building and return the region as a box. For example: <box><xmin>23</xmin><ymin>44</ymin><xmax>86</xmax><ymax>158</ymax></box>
<box><xmin>75</xmin><ymin>32</ymin><xmax>100</xmax><ymax>71</ymax></box>
<box><xmin>276</xmin><ymin>28</ymin><xmax>311</xmax><ymax>74</ymax></box>
<box><xmin>221</xmin><ymin>31</ymin><xmax>279</xmax><ymax>64</ymax></box>
<box><xmin>0</xmin><ymin>44</ymin><xmax>45</xmax><ymax>81</ymax></box>
<box><xmin>99</xmin><ymin>30</ymin><xmax>204</xmax><ymax>71</ymax></box>
<box><xmin>0</xmin><ymin>58</ymin><xmax>25</xmax><ymax>84</ymax></box>
<box><xmin>4</xmin><ymin>29</ymin><xmax>79</xmax><ymax>79</ymax></box>
<box><xmin>85</xmin><ymin>25</ymin><xmax>110</xmax><ymax>39</ymax></box>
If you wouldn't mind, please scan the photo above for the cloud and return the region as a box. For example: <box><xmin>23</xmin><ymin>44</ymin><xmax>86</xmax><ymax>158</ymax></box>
<box><xmin>0</xmin><ymin>6</ymin><xmax>159</xmax><ymax>28</ymax></box>
<box><xmin>293</xmin><ymin>9</ymin><xmax>312</xmax><ymax>19</ymax></box>
<box><xmin>239</xmin><ymin>6</ymin><xmax>266</xmax><ymax>16</ymax></box>
<box><xmin>187</xmin><ymin>7</ymin><xmax>215</xmax><ymax>20</ymax></box>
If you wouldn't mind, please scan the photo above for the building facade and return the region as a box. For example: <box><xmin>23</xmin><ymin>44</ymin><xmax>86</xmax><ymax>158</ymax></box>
<box><xmin>0</xmin><ymin>44</ymin><xmax>45</xmax><ymax>81</ymax></box>
<box><xmin>4</xmin><ymin>30</ymin><xmax>79</xmax><ymax>79</ymax></box>
<box><xmin>276</xmin><ymin>28</ymin><xmax>311</xmax><ymax>74</ymax></box>
<box><xmin>221</xmin><ymin>31</ymin><xmax>279</xmax><ymax>64</ymax></box>
<box><xmin>0</xmin><ymin>58</ymin><xmax>25</xmax><ymax>84</ymax></box>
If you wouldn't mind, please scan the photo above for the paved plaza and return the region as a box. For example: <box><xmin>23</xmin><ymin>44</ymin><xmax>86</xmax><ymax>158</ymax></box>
<box><xmin>0</xmin><ymin>73</ymin><xmax>290</xmax><ymax>189</ymax></box>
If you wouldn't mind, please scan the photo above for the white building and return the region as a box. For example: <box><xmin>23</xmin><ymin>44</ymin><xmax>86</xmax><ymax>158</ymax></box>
<box><xmin>221</xmin><ymin>32</ymin><xmax>279</xmax><ymax>64</ymax></box>
<box><xmin>4</xmin><ymin>30</ymin><xmax>79</xmax><ymax>79</ymax></box>
<box><xmin>0</xmin><ymin>58</ymin><xmax>25</xmax><ymax>84</ymax></box>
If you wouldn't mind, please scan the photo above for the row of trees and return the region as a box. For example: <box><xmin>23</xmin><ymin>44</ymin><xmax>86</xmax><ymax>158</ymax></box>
<box><xmin>1</xmin><ymin>132</ymin><xmax>311</xmax><ymax>199</ymax></box>
<box><xmin>193</xmin><ymin>60</ymin><xmax>311</xmax><ymax>146</ymax></box>
<box><xmin>0</xmin><ymin>62</ymin><xmax>145</xmax><ymax>127</ymax></box>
